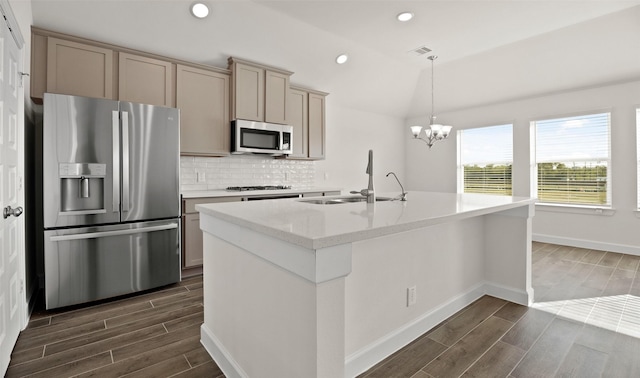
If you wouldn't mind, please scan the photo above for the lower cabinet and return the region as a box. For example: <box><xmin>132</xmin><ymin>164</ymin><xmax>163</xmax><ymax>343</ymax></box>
<box><xmin>181</xmin><ymin>191</ymin><xmax>340</xmax><ymax>273</ymax></box>
<box><xmin>182</xmin><ymin>197</ymin><xmax>242</xmax><ymax>273</ymax></box>
<box><xmin>183</xmin><ymin>213</ymin><xmax>204</xmax><ymax>268</ymax></box>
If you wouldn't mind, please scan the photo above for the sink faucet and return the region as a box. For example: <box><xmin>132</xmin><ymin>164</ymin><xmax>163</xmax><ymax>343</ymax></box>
<box><xmin>386</xmin><ymin>172</ymin><xmax>407</xmax><ymax>201</ymax></box>
<box><xmin>350</xmin><ymin>149</ymin><xmax>375</xmax><ymax>203</ymax></box>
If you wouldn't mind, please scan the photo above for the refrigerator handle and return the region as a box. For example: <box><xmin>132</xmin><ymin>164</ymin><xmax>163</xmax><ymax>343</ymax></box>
<box><xmin>121</xmin><ymin>111</ymin><xmax>130</xmax><ymax>212</ymax></box>
<box><xmin>112</xmin><ymin>111</ymin><xmax>120</xmax><ymax>213</ymax></box>
<box><xmin>49</xmin><ymin>223</ymin><xmax>178</xmax><ymax>242</ymax></box>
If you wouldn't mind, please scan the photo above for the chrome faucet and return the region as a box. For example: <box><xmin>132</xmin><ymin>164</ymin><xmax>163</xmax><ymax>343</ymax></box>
<box><xmin>350</xmin><ymin>149</ymin><xmax>375</xmax><ymax>203</ymax></box>
<box><xmin>386</xmin><ymin>172</ymin><xmax>407</xmax><ymax>201</ymax></box>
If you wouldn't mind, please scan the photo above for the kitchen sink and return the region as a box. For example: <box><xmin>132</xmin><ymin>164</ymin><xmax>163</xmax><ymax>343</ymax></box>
<box><xmin>298</xmin><ymin>196</ymin><xmax>394</xmax><ymax>205</ymax></box>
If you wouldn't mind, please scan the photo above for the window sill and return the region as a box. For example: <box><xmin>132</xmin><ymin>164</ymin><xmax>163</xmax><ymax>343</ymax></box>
<box><xmin>535</xmin><ymin>202</ymin><xmax>615</xmax><ymax>216</ymax></box>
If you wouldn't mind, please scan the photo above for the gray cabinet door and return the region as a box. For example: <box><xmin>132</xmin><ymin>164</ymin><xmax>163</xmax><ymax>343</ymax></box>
<box><xmin>288</xmin><ymin>88</ymin><xmax>308</xmax><ymax>158</ymax></box>
<box><xmin>119</xmin><ymin>52</ymin><xmax>174</xmax><ymax>107</ymax></box>
<box><xmin>183</xmin><ymin>213</ymin><xmax>203</xmax><ymax>268</ymax></box>
<box><xmin>308</xmin><ymin>93</ymin><xmax>326</xmax><ymax>160</ymax></box>
<box><xmin>177</xmin><ymin>65</ymin><xmax>230</xmax><ymax>156</ymax></box>
<box><xmin>47</xmin><ymin>37</ymin><xmax>114</xmax><ymax>99</ymax></box>
<box><xmin>233</xmin><ymin>62</ymin><xmax>264</xmax><ymax>122</ymax></box>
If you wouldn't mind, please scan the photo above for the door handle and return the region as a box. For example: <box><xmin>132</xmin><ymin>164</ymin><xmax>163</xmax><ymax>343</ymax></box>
<box><xmin>112</xmin><ymin>111</ymin><xmax>120</xmax><ymax>212</ymax></box>
<box><xmin>121</xmin><ymin>111</ymin><xmax>130</xmax><ymax>212</ymax></box>
<box><xmin>4</xmin><ymin>206</ymin><xmax>23</xmax><ymax>219</ymax></box>
<box><xmin>49</xmin><ymin>223</ymin><xmax>178</xmax><ymax>242</ymax></box>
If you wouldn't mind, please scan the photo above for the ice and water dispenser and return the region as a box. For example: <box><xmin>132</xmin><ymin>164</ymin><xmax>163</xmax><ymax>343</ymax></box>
<box><xmin>59</xmin><ymin>163</ymin><xmax>106</xmax><ymax>213</ymax></box>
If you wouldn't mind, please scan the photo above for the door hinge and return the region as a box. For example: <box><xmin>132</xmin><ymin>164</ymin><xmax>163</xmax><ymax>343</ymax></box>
<box><xmin>19</xmin><ymin>279</ymin><xmax>24</xmax><ymax>294</ymax></box>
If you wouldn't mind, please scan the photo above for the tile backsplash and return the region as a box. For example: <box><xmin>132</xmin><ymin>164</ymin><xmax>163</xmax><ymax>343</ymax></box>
<box><xmin>180</xmin><ymin>155</ymin><xmax>316</xmax><ymax>192</ymax></box>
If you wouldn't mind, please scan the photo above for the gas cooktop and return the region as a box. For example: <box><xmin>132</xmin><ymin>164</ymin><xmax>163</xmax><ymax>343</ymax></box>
<box><xmin>226</xmin><ymin>185</ymin><xmax>292</xmax><ymax>191</ymax></box>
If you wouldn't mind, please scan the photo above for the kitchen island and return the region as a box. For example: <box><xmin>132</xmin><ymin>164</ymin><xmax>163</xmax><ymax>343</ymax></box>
<box><xmin>197</xmin><ymin>191</ymin><xmax>535</xmax><ymax>378</ymax></box>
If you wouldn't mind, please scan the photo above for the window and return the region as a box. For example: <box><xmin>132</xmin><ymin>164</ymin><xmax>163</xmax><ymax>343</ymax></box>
<box><xmin>458</xmin><ymin>124</ymin><xmax>513</xmax><ymax>195</ymax></box>
<box><xmin>534</xmin><ymin>112</ymin><xmax>610</xmax><ymax>206</ymax></box>
<box><xmin>637</xmin><ymin>109</ymin><xmax>640</xmax><ymax>209</ymax></box>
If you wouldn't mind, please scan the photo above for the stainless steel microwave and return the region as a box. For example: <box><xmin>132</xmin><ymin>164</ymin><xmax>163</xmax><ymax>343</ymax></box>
<box><xmin>231</xmin><ymin>120</ymin><xmax>293</xmax><ymax>155</ymax></box>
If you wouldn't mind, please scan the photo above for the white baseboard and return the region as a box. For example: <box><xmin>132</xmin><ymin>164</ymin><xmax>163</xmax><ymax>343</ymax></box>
<box><xmin>200</xmin><ymin>324</ymin><xmax>248</xmax><ymax>378</ymax></box>
<box><xmin>344</xmin><ymin>282</ymin><xmax>528</xmax><ymax>377</ymax></box>
<box><xmin>533</xmin><ymin>233</ymin><xmax>640</xmax><ymax>256</ymax></box>
<box><xmin>201</xmin><ymin>282</ymin><xmax>529</xmax><ymax>378</ymax></box>
<box><xmin>25</xmin><ymin>278</ymin><xmax>39</xmax><ymax>329</ymax></box>
<box><xmin>484</xmin><ymin>282</ymin><xmax>531</xmax><ymax>307</ymax></box>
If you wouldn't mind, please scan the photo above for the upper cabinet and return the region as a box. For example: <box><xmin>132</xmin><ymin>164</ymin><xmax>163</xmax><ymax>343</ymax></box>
<box><xmin>228</xmin><ymin>57</ymin><xmax>292</xmax><ymax>125</ymax></box>
<box><xmin>118</xmin><ymin>52</ymin><xmax>174</xmax><ymax>107</ymax></box>
<box><xmin>288</xmin><ymin>88</ymin><xmax>308</xmax><ymax>159</ymax></box>
<box><xmin>288</xmin><ymin>86</ymin><xmax>328</xmax><ymax>160</ymax></box>
<box><xmin>265</xmin><ymin>70</ymin><xmax>290</xmax><ymax>124</ymax></box>
<box><xmin>30</xmin><ymin>28</ymin><xmax>328</xmax><ymax>159</ymax></box>
<box><xmin>308</xmin><ymin>91</ymin><xmax>327</xmax><ymax>160</ymax></box>
<box><xmin>45</xmin><ymin>37</ymin><xmax>115</xmax><ymax>100</ymax></box>
<box><xmin>231</xmin><ymin>62</ymin><xmax>263</xmax><ymax>121</ymax></box>
<box><xmin>177</xmin><ymin>64</ymin><xmax>230</xmax><ymax>157</ymax></box>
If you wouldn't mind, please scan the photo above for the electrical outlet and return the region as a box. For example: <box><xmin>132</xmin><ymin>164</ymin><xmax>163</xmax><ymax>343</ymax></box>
<box><xmin>407</xmin><ymin>286</ymin><xmax>417</xmax><ymax>307</ymax></box>
<box><xmin>197</xmin><ymin>170</ymin><xmax>206</xmax><ymax>183</ymax></box>
<box><xmin>324</xmin><ymin>172</ymin><xmax>329</xmax><ymax>180</ymax></box>
<box><xmin>285</xmin><ymin>172</ymin><xmax>289</xmax><ymax>181</ymax></box>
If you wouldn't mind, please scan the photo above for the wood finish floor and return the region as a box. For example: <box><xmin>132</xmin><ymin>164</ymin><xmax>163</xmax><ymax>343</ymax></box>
<box><xmin>359</xmin><ymin>242</ymin><xmax>640</xmax><ymax>377</ymax></box>
<box><xmin>7</xmin><ymin>242</ymin><xmax>640</xmax><ymax>377</ymax></box>
<box><xmin>6</xmin><ymin>276</ymin><xmax>223</xmax><ymax>377</ymax></box>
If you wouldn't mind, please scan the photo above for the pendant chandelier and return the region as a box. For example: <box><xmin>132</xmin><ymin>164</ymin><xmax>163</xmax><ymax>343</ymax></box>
<box><xmin>410</xmin><ymin>55</ymin><xmax>452</xmax><ymax>148</ymax></box>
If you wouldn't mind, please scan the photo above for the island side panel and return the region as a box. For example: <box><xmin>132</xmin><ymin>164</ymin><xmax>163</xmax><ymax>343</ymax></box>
<box><xmin>344</xmin><ymin>216</ymin><xmax>487</xmax><ymax>375</ymax></box>
<box><xmin>483</xmin><ymin>204</ymin><xmax>534</xmax><ymax>305</ymax></box>
<box><xmin>200</xmin><ymin>232</ymin><xmax>346</xmax><ymax>378</ymax></box>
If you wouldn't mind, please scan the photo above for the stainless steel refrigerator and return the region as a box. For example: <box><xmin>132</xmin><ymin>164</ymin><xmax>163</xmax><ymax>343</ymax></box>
<box><xmin>41</xmin><ymin>93</ymin><xmax>181</xmax><ymax>309</ymax></box>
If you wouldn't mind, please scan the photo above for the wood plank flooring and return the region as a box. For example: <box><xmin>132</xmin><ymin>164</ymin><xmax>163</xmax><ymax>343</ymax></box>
<box><xmin>7</xmin><ymin>242</ymin><xmax>640</xmax><ymax>377</ymax></box>
<box><xmin>359</xmin><ymin>242</ymin><xmax>640</xmax><ymax>377</ymax></box>
<box><xmin>6</xmin><ymin>276</ymin><xmax>223</xmax><ymax>378</ymax></box>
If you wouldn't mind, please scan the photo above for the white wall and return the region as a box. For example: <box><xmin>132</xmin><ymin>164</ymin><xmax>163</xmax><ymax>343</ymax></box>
<box><xmin>406</xmin><ymin>80</ymin><xmax>640</xmax><ymax>254</ymax></box>
<box><xmin>179</xmin><ymin>102</ymin><xmax>406</xmax><ymax>194</ymax></box>
<box><xmin>315</xmin><ymin>102</ymin><xmax>406</xmax><ymax>195</ymax></box>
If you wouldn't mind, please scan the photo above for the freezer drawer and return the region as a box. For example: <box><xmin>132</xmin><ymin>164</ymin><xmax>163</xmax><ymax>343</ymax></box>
<box><xmin>44</xmin><ymin>219</ymin><xmax>181</xmax><ymax>309</ymax></box>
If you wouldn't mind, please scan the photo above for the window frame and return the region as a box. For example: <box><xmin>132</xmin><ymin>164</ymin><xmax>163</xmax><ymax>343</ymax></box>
<box><xmin>636</xmin><ymin>108</ymin><xmax>640</xmax><ymax>210</ymax></box>
<box><xmin>457</xmin><ymin>123</ymin><xmax>514</xmax><ymax>196</ymax></box>
<box><xmin>531</xmin><ymin>110</ymin><xmax>612</xmax><ymax>208</ymax></box>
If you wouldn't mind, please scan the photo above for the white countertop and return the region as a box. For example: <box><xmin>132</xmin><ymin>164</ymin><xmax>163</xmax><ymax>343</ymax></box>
<box><xmin>181</xmin><ymin>187</ymin><xmax>342</xmax><ymax>199</ymax></box>
<box><xmin>196</xmin><ymin>191</ymin><xmax>535</xmax><ymax>250</ymax></box>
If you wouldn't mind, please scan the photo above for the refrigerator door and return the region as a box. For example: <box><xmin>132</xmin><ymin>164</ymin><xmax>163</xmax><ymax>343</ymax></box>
<box><xmin>43</xmin><ymin>219</ymin><xmax>181</xmax><ymax>309</ymax></box>
<box><xmin>119</xmin><ymin>102</ymin><xmax>180</xmax><ymax>222</ymax></box>
<box><xmin>43</xmin><ymin>93</ymin><xmax>121</xmax><ymax>228</ymax></box>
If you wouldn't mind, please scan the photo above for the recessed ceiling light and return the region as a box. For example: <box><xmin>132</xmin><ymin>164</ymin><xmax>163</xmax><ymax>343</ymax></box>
<box><xmin>336</xmin><ymin>54</ymin><xmax>348</xmax><ymax>64</ymax></box>
<box><xmin>190</xmin><ymin>2</ymin><xmax>209</xmax><ymax>19</ymax></box>
<box><xmin>397</xmin><ymin>12</ymin><xmax>413</xmax><ymax>22</ymax></box>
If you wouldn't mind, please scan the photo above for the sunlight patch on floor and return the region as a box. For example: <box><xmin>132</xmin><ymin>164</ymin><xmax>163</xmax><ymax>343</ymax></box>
<box><xmin>533</xmin><ymin>294</ymin><xmax>640</xmax><ymax>338</ymax></box>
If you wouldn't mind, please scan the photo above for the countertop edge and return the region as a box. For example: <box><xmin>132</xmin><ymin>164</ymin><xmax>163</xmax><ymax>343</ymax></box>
<box><xmin>182</xmin><ymin>187</ymin><xmax>342</xmax><ymax>199</ymax></box>
<box><xmin>196</xmin><ymin>195</ymin><xmax>536</xmax><ymax>250</ymax></box>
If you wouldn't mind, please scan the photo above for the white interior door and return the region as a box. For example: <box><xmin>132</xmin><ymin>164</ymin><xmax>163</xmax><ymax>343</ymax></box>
<box><xmin>0</xmin><ymin>2</ymin><xmax>23</xmax><ymax>374</ymax></box>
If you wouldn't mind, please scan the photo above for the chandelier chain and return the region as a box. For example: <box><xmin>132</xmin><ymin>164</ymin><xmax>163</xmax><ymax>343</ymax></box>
<box><xmin>428</xmin><ymin>55</ymin><xmax>437</xmax><ymax>124</ymax></box>
<box><xmin>431</xmin><ymin>56</ymin><xmax>434</xmax><ymax>120</ymax></box>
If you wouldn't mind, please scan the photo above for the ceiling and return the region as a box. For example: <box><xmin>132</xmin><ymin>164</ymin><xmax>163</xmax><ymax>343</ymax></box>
<box><xmin>30</xmin><ymin>0</ymin><xmax>640</xmax><ymax>119</ymax></box>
